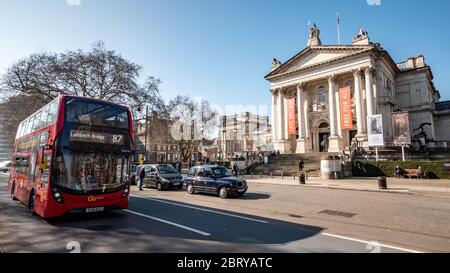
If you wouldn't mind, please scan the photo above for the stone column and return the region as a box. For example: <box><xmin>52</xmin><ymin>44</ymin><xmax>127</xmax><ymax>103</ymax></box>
<box><xmin>353</xmin><ymin>69</ymin><xmax>365</xmax><ymax>139</ymax></box>
<box><xmin>271</xmin><ymin>90</ymin><xmax>278</xmax><ymax>141</ymax></box>
<box><xmin>372</xmin><ymin>74</ymin><xmax>378</xmax><ymax>114</ymax></box>
<box><xmin>365</xmin><ymin>66</ymin><xmax>374</xmax><ymax>117</ymax></box>
<box><xmin>278</xmin><ymin>90</ymin><xmax>285</xmax><ymax>141</ymax></box>
<box><xmin>304</xmin><ymin>98</ymin><xmax>312</xmax><ymax>144</ymax></box>
<box><xmin>328</xmin><ymin>75</ymin><xmax>341</xmax><ymax>153</ymax></box>
<box><xmin>296</xmin><ymin>84</ymin><xmax>311</xmax><ymax>153</ymax></box>
<box><xmin>335</xmin><ymin>84</ymin><xmax>342</xmax><ymax>138</ymax></box>
<box><xmin>328</xmin><ymin>75</ymin><xmax>337</xmax><ymax>137</ymax></box>
<box><xmin>297</xmin><ymin>84</ymin><xmax>305</xmax><ymax>139</ymax></box>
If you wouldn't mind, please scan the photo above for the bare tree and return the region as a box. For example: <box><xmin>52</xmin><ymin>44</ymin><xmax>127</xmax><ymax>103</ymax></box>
<box><xmin>0</xmin><ymin>42</ymin><xmax>168</xmax><ymax>143</ymax></box>
<box><xmin>0</xmin><ymin>94</ymin><xmax>50</xmax><ymax>136</ymax></box>
<box><xmin>1</xmin><ymin>41</ymin><xmax>162</xmax><ymax>109</ymax></box>
<box><xmin>168</xmin><ymin>95</ymin><xmax>218</xmax><ymax>162</ymax></box>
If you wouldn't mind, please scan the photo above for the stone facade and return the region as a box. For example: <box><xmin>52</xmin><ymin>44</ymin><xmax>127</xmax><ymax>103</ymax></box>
<box><xmin>218</xmin><ymin>112</ymin><xmax>271</xmax><ymax>158</ymax></box>
<box><xmin>134</xmin><ymin>113</ymin><xmax>181</xmax><ymax>164</ymax></box>
<box><xmin>266</xmin><ymin>24</ymin><xmax>449</xmax><ymax>154</ymax></box>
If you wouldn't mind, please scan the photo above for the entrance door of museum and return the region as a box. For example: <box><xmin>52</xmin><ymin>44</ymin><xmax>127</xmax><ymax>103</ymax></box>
<box><xmin>319</xmin><ymin>132</ymin><xmax>330</xmax><ymax>152</ymax></box>
<box><xmin>312</xmin><ymin>122</ymin><xmax>331</xmax><ymax>153</ymax></box>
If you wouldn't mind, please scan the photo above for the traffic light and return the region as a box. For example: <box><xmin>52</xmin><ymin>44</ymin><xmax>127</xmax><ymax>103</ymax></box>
<box><xmin>138</xmin><ymin>154</ymin><xmax>144</xmax><ymax>165</ymax></box>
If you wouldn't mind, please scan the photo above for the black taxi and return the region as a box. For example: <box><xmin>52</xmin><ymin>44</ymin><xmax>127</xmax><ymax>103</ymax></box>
<box><xmin>183</xmin><ymin>165</ymin><xmax>248</xmax><ymax>198</ymax></box>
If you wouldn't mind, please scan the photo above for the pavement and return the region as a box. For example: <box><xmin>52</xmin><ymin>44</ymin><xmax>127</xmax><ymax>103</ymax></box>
<box><xmin>1</xmin><ymin>171</ymin><xmax>449</xmax><ymax>253</ymax></box>
<box><xmin>243</xmin><ymin>175</ymin><xmax>450</xmax><ymax>196</ymax></box>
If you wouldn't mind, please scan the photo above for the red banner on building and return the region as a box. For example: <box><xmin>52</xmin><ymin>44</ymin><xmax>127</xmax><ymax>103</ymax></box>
<box><xmin>339</xmin><ymin>86</ymin><xmax>353</xmax><ymax>129</ymax></box>
<box><xmin>287</xmin><ymin>98</ymin><xmax>297</xmax><ymax>135</ymax></box>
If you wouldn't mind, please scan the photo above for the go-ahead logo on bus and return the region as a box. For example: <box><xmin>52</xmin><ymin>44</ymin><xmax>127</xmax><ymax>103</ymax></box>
<box><xmin>69</xmin><ymin>130</ymin><xmax>125</xmax><ymax>145</ymax></box>
<box><xmin>87</xmin><ymin>196</ymin><xmax>97</xmax><ymax>202</ymax></box>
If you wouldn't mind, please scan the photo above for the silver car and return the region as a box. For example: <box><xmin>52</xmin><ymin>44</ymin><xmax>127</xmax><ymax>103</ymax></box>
<box><xmin>0</xmin><ymin>161</ymin><xmax>12</xmax><ymax>173</ymax></box>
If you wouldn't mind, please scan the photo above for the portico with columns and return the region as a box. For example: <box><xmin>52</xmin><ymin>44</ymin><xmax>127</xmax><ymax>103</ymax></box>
<box><xmin>267</xmin><ymin>25</ymin><xmax>388</xmax><ymax>154</ymax></box>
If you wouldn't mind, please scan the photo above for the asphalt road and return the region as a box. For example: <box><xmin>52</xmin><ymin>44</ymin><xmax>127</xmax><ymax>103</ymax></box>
<box><xmin>0</xmin><ymin>172</ymin><xmax>447</xmax><ymax>253</ymax></box>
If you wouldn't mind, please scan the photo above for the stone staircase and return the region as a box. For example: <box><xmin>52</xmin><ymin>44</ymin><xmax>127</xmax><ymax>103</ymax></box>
<box><xmin>248</xmin><ymin>153</ymin><xmax>326</xmax><ymax>177</ymax></box>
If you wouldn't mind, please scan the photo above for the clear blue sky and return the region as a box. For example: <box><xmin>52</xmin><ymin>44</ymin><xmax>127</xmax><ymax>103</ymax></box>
<box><xmin>1</xmin><ymin>0</ymin><xmax>449</xmax><ymax>114</ymax></box>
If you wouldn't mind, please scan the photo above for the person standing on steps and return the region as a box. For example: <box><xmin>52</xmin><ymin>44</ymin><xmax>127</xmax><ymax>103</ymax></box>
<box><xmin>298</xmin><ymin>158</ymin><xmax>305</xmax><ymax>172</ymax></box>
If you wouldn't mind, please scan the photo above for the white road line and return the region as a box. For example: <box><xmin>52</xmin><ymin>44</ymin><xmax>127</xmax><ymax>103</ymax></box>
<box><xmin>123</xmin><ymin>209</ymin><xmax>211</xmax><ymax>236</ymax></box>
<box><xmin>131</xmin><ymin>194</ymin><xmax>269</xmax><ymax>224</ymax></box>
<box><xmin>321</xmin><ymin>232</ymin><xmax>424</xmax><ymax>253</ymax></box>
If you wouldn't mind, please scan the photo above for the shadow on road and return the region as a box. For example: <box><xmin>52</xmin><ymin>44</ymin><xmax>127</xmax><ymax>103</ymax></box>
<box><xmin>234</xmin><ymin>192</ymin><xmax>271</xmax><ymax>200</ymax></box>
<box><xmin>45</xmin><ymin>196</ymin><xmax>323</xmax><ymax>246</ymax></box>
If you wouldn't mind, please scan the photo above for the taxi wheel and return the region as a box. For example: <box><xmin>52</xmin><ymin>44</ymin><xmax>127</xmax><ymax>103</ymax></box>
<box><xmin>218</xmin><ymin>187</ymin><xmax>228</xmax><ymax>199</ymax></box>
<box><xmin>187</xmin><ymin>184</ymin><xmax>195</xmax><ymax>194</ymax></box>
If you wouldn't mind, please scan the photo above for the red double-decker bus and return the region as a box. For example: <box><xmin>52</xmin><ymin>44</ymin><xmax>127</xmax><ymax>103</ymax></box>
<box><xmin>8</xmin><ymin>95</ymin><xmax>133</xmax><ymax>218</ymax></box>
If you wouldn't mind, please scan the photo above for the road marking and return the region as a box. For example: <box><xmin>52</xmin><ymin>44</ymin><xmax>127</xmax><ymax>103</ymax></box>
<box><xmin>124</xmin><ymin>209</ymin><xmax>211</xmax><ymax>236</ymax></box>
<box><xmin>321</xmin><ymin>232</ymin><xmax>424</xmax><ymax>253</ymax></box>
<box><xmin>131</xmin><ymin>194</ymin><xmax>269</xmax><ymax>224</ymax></box>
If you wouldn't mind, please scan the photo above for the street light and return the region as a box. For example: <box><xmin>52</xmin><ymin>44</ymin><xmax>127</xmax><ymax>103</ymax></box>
<box><xmin>144</xmin><ymin>106</ymin><xmax>149</xmax><ymax>162</ymax></box>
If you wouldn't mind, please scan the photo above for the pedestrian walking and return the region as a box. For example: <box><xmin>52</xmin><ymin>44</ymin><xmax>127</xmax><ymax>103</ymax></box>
<box><xmin>138</xmin><ymin>166</ymin><xmax>146</xmax><ymax>191</ymax></box>
<box><xmin>232</xmin><ymin>163</ymin><xmax>240</xmax><ymax>178</ymax></box>
<box><xmin>395</xmin><ymin>165</ymin><xmax>402</xmax><ymax>178</ymax></box>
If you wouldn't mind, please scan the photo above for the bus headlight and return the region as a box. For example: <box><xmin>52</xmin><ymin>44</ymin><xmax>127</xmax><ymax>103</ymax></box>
<box><xmin>52</xmin><ymin>188</ymin><xmax>64</xmax><ymax>204</ymax></box>
<box><xmin>121</xmin><ymin>185</ymin><xmax>130</xmax><ymax>199</ymax></box>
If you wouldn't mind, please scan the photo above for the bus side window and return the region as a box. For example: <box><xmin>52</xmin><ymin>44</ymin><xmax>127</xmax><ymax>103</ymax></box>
<box><xmin>47</xmin><ymin>100</ymin><xmax>57</xmax><ymax>124</ymax></box>
<box><xmin>23</xmin><ymin>157</ymin><xmax>30</xmax><ymax>175</ymax></box>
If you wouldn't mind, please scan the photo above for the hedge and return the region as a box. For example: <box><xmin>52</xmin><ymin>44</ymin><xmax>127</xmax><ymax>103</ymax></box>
<box><xmin>353</xmin><ymin>160</ymin><xmax>450</xmax><ymax>179</ymax></box>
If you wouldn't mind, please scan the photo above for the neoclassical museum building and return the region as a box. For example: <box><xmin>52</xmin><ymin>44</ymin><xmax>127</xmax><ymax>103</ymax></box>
<box><xmin>266</xmin><ymin>24</ymin><xmax>450</xmax><ymax>154</ymax></box>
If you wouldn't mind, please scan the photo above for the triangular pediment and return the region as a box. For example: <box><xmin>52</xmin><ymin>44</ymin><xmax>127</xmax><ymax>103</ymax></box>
<box><xmin>266</xmin><ymin>45</ymin><xmax>374</xmax><ymax>79</ymax></box>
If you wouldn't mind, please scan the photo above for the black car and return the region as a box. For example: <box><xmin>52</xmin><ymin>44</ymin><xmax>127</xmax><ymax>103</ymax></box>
<box><xmin>141</xmin><ymin>164</ymin><xmax>183</xmax><ymax>190</ymax></box>
<box><xmin>183</xmin><ymin>165</ymin><xmax>248</xmax><ymax>198</ymax></box>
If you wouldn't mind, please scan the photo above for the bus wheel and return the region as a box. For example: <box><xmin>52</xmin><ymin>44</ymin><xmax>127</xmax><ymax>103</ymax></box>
<box><xmin>10</xmin><ymin>182</ymin><xmax>18</xmax><ymax>201</ymax></box>
<box><xmin>28</xmin><ymin>190</ymin><xmax>36</xmax><ymax>215</ymax></box>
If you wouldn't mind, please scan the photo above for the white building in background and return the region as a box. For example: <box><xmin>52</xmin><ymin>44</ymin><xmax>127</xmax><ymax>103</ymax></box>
<box><xmin>0</xmin><ymin>113</ymin><xmax>15</xmax><ymax>162</ymax></box>
<box><xmin>0</xmin><ymin>133</ymin><xmax>12</xmax><ymax>162</ymax></box>
<box><xmin>217</xmin><ymin>112</ymin><xmax>271</xmax><ymax>159</ymax></box>
<box><xmin>266</xmin><ymin>24</ymin><xmax>450</xmax><ymax>154</ymax></box>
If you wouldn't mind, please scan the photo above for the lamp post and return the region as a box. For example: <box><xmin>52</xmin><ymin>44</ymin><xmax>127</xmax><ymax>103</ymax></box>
<box><xmin>144</xmin><ymin>105</ymin><xmax>149</xmax><ymax>162</ymax></box>
<box><xmin>233</xmin><ymin>128</ymin><xmax>238</xmax><ymax>158</ymax></box>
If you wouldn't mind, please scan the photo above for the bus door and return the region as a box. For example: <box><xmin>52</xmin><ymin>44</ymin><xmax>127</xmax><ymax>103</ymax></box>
<box><xmin>34</xmin><ymin>149</ymin><xmax>52</xmax><ymax>212</ymax></box>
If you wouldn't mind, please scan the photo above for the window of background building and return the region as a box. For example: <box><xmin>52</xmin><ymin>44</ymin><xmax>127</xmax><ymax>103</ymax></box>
<box><xmin>316</xmin><ymin>85</ymin><xmax>326</xmax><ymax>106</ymax></box>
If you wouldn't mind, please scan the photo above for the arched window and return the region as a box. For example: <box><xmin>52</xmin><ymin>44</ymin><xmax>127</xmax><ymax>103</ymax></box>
<box><xmin>319</xmin><ymin>122</ymin><xmax>330</xmax><ymax>129</ymax></box>
<box><xmin>316</xmin><ymin>85</ymin><xmax>326</xmax><ymax>106</ymax></box>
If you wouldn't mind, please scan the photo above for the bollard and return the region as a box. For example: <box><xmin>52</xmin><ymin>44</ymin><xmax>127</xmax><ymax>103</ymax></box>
<box><xmin>299</xmin><ymin>172</ymin><xmax>306</xmax><ymax>184</ymax></box>
<box><xmin>270</xmin><ymin>172</ymin><xmax>273</xmax><ymax>179</ymax></box>
<box><xmin>293</xmin><ymin>174</ymin><xmax>296</xmax><ymax>180</ymax></box>
<box><xmin>281</xmin><ymin>172</ymin><xmax>284</xmax><ymax>180</ymax></box>
<box><xmin>260</xmin><ymin>173</ymin><xmax>263</xmax><ymax>179</ymax></box>
<box><xmin>378</xmin><ymin>176</ymin><xmax>387</xmax><ymax>190</ymax></box>
<box><xmin>251</xmin><ymin>172</ymin><xmax>254</xmax><ymax>178</ymax></box>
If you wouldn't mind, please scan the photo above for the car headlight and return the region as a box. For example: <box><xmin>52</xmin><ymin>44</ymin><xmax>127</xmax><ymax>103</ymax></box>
<box><xmin>161</xmin><ymin>177</ymin><xmax>170</xmax><ymax>183</ymax></box>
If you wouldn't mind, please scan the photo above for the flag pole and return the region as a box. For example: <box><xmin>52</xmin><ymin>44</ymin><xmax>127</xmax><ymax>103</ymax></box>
<box><xmin>337</xmin><ymin>12</ymin><xmax>341</xmax><ymax>45</ymax></box>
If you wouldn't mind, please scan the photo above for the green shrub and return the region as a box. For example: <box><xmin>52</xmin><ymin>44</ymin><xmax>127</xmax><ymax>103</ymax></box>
<box><xmin>353</xmin><ymin>161</ymin><xmax>450</xmax><ymax>179</ymax></box>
